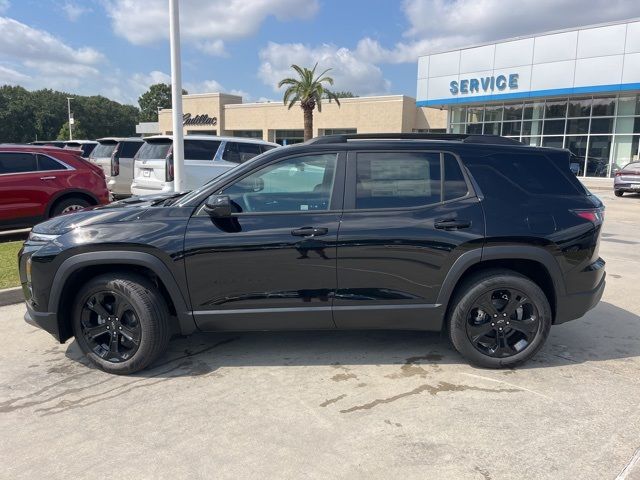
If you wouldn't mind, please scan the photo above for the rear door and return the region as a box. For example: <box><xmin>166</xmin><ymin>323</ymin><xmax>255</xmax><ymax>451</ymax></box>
<box><xmin>334</xmin><ymin>148</ymin><xmax>485</xmax><ymax>330</ymax></box>
<box><xmin>0</xmin><ymin>152</ymin><xmax>71</xmax><ymax>225</ymax></box>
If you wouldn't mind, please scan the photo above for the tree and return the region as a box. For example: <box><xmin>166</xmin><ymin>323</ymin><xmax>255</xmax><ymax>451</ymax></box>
<box><xmin>278</xmin><ymin>64</ymin><xmax>341</xmax><ymax>141</ymax></box>
<box><xmin>57</xmin><ymin>120</ymin><xmax>88</xmax><ymax>140</ymax></box>
<box><xmin>138</xmin><ymin>83</ymin><xmax>188</xmax><ymax>122</ymax></box>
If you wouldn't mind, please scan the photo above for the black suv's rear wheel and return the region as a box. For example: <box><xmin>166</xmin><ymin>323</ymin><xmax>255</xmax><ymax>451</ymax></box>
<box><xmin>448</xmin><ymin>269</ymin><xmax>551</xmax><ymax>368</ymax></box>
<box><xmin>72</xmin><ymin>273</ymin><xmax>171</xmax><ymax>374</ymax></box>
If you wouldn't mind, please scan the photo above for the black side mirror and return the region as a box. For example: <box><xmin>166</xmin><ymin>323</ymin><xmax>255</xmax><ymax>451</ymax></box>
<box><xmin>204</xmin><ymin>194</ymin><xmax>232</xmax><ymax>218</ymax></box>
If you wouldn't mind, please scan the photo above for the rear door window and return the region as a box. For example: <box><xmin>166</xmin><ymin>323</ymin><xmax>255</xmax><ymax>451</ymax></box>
<box><xmin>185</xmin><ymin>140</ymin><xmax>221</xmax><ymax>161</ymax></box>
<box><xmin>355</xmin><ymin>152</ymin><xmax>441</xmax><ymax>209</ymax></box>
<box><xmin>137</xmin><ymin>141</ymin><xmax>171</xmax><ymax>160</ymax></box>
<box><xmin>0</xmin><ymin>152</ymin><xmax>38</xmax><ymax>174</ymax></box>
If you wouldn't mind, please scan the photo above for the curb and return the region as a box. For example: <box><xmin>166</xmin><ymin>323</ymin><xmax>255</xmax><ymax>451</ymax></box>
<box><xmin>0</xmin><ymin>287</ymin><xmax>23</xmax><ymax>307</ymax></box>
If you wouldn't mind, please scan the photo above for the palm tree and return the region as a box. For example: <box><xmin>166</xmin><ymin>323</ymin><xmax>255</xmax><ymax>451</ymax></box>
<box><xmin>278</xmin><ymin>63</ymin><xmax>341</xmax><ymax>141</ymax></box>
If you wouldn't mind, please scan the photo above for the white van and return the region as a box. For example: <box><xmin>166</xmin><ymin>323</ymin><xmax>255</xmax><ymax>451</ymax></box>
<box><xmin>89</xmin><ymin>137</ymin><xmax>143</xmax><ymax>198</ymax></box>
<box><xmin>130</xmin><ymin>135</ymin><xmax>279</xmax><ymax>196</ymax></box>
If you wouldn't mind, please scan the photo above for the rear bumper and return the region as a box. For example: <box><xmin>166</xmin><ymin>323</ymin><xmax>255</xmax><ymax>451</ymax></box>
<box><xmin>555</xmin><ymin>270</ymin><xmax>606</xmax><ymax>324</ymax></box>
<box><xmin>130</xmin><ymin>183</ymin><xmax>173</xmax><ymax>197</ymax></box>
<box><xmin>24</xmin><ymin>302</ymin><xmax>62</xmax><ymax>342</ymax></box>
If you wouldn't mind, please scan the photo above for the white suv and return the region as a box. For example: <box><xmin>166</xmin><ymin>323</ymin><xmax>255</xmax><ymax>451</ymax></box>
<box><xmin>130</xmin><ymin>135</ymin><xmax>279</xmax><ymax>196</ymax></box>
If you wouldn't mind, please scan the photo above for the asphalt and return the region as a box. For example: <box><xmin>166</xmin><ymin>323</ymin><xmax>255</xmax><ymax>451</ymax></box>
<box><xmin>0</xmin><ymin>192</ymin><xmax>639</xmax><ymax>480</ymax></box>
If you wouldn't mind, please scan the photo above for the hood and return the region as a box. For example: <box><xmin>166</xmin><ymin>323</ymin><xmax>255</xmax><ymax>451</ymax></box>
<box><xmin>32</xmin><ymin>192</ymin><xmax>187</xmax><ymax>235</ymax></box>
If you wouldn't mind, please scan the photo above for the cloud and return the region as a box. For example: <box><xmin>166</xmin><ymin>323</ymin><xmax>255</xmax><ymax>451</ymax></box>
<box><xmin>258</xmin><ymin>42</ymin><xmax>391</xmax><ymax>96</ymax></box>
<box><xmin>62</xmin><ymin>1</ymin><xmax>91</xmax><ymax>22</ymax></box>
<box><xmin>103</xmin><ymin>0</ymin><xmax>319</xmax><ymax>54</ymax></box>
<box><xmin>0</xmin><ymin>17</ymin><xmax>103</xmax><ymax>66</ymax></box>
<box><xmin>0</xmin><ymin>64</ymin><xmax>30</xmax><ymax>84</ymax></box>
<box><xmin>370</xmin><ymin>0</ymin><xmax>640</xmax><ymax>62</ymax></box>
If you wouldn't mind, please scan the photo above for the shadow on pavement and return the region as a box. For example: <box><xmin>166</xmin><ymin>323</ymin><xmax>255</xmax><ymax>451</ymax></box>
<box><xmin>64</xmin><ymin>301</ymin><xmax>640</xmax><ymax>378</ymax></box>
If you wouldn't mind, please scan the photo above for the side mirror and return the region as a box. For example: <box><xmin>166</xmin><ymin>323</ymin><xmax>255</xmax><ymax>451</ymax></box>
<box><xmin>204</xmin><ymin>194</ymin><xmax>232</xmax><ymax>218</ymax></box>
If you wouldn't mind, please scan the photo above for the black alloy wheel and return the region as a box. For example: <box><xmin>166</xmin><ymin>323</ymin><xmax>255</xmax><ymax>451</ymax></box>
<box><xmin>79</xmin><ymin>290</ymin><xmax>142</xmax><ymax>363</ymax></box>
<box><xmin>465</xmin><ymin>288</ymin><xmax>540</xmax><ymax>358</ymax></box>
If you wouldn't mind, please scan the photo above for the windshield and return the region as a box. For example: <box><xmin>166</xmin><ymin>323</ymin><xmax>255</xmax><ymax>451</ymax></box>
<box><xmin>90</xmin><ymin>142</ymin><xmax>117</xmax><ymax>159</ymax></box>
<box><xmin>137</xmin><ymin>141</ymin><xmax>171</xmax><ymax>160</ymax></box>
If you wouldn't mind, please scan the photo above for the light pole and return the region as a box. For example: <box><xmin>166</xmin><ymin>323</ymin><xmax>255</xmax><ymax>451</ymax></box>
<box><xmin>66</xmin><ymin>97</ymin><xmax>74</xmax><ymax>141</ymax></box>
<box><xmin>169</xmin><ymin>0</ymin><xmax>185</xmax><ymax>192</ymax></box>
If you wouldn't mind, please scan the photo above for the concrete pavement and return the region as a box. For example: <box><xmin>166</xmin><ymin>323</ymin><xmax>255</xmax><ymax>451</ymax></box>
<box><xmin>1</xmin><ymin>192</ymin><xmax>639</xmax><ymax>480</ymax></box>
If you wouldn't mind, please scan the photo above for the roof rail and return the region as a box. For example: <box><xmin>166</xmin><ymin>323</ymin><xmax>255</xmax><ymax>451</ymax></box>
<box><xmin>305</xmin><ymin>133</ymin><xmax>524</xmax><ymax>146</ymax></box>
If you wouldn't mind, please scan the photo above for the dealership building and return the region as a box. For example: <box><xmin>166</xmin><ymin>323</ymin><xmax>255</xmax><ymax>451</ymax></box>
<box><xmin>156</xmin><ymin>93</ymin><xmax>446</xmax><ymax>145</ymax></box>
<box><xmin>417</xmin><ymin>18</ymin><xmax>640</xmax><ymax>178</ymax></box>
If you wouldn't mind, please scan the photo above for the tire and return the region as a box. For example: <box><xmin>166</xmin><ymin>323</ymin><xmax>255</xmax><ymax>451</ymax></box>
<box><xmin>72</xmin><ymin>273</ymin><xmax>171</xmax><ymax>374</ymax></box>
<box><xmin>448</xmin><ymin>269</ymin><xmax>552</xmax><ymax>369</ymax></box>
<box><xmin>614</xmin><ymin>190</ymin><xmax>624</xmax><ymax>197</ymax></box>
<box><xmin>51</xmin><ymin>196</ymin><xmax>91</xmax><ymax>217</ymax></box>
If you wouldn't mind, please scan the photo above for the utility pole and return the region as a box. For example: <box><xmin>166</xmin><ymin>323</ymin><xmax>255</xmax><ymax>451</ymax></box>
<box><xmin>168</xmin><ymin>0</ymin><xmax>185</xmax><ymax>192</ymax></box>
<box><xmin>66</xmin><ymin>97</ymin><xmax>74</xmax><ymax>141</ymax></box>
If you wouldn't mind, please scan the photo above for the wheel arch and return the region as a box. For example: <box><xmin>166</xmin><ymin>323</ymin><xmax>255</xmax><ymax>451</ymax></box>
<box><xmin>50</xmin><ymin>251</ymin><xmax>196</xmax><ymax>342</ymax></box>
<box><xmin>45</xmin><ymin>189</ymin><xmax>100</xmax><ymax>218</ymax></box>
<box><xmin>437</xmin><ymin>246</ymin><xmax>563</xmax><ymax>327</ymax></box>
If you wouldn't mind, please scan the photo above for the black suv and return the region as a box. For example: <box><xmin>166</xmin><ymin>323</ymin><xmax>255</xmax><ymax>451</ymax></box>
<box><xmin>19</xmin><ymin>134</ymin><xmax>606</xmax><ymax>374</ymax></box>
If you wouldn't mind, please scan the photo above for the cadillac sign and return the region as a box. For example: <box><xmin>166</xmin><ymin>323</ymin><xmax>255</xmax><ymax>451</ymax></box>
<box><xmin>183</xmin><ymin>113</ymin><xmax>217</xmax><ymax>126</ymax></box>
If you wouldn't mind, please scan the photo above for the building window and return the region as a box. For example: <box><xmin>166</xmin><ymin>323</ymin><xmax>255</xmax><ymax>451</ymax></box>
<box><xmin>230</xmin><ymin>130</ymin><xmax>263</xmax><ymax>139</ymax></box>
<box><xmin>447</xmin><ymin>94</ymin><xmax>640</xmax><ymax>178</ymax></box>
<box><xmin>186</xmin><ymin>129</ymin><xmax>217</xmax><ymax>135</ymax></box>
<box><xmin>274</xmin><ymin>129</ymin><xmax>304</xmax><ymax>146</ymax></box>
<box><xmin>321</xmin><ymin>128</ymin><xmax>357</xmax><ymax>135</ymax></box>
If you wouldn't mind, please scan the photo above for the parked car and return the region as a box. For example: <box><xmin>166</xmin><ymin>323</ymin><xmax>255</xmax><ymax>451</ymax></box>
<box><xmin>0</xmin><ymin>145</ymin><xmax>110</xmax><ymax>229</ymax></box>
<box><xmin>63</xmin><ymin>140</ymin><xmax>98</xmax><ymax>159</ymax></box>
<box><xmin>130</xmin><ymin>135</ymin><xmax>278</xmax><ymax>196</ymax></box>
<box><xmin>89</xmin><ymin>137</ymin><xmax>143</xmax><ymax>199</ymax></box>
<box><xmin>614</xmin><ymin>161</ymin><xmax>640</xmax><ymax>196</ymax></box>
<box><xmin>19</xmin><ymin>133</ymin><xmax>605</xmax><ymax>374</ymax></box>
<box><xmin>30</xmin><ymin>140</ymin><xmax>66</xmax><ymax>148</ymax></box>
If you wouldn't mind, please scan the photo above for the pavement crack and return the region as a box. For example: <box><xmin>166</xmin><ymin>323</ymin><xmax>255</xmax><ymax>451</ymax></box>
<box><xmin>319</xmin><ymin>394</ymin><xmax>347</xmax><ymax>407</ymax></box>
<box><xmin>340</xmin><ymin>382</ymin><xmax>518</xmax><ymax>413</ymax></box>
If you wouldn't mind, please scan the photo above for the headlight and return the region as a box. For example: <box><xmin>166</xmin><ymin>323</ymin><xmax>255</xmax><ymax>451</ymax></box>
<box><xmin>27</xmin><ymin>232</ymin><xmax>61</xmax><ymax>243</ymax></box>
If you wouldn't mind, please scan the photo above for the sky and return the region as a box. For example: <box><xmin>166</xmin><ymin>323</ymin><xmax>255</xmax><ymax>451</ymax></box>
<box><xmin>1</xmin><ymin>0</ymin><xmax>639</xmax><ymax>106</ymax></box>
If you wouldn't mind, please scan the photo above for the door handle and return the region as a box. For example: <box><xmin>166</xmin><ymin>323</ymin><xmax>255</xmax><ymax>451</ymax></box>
<box><xmin>40</xmin><ymin>176</ymin><xmax>57</xmax><ymax>180</ymax></box>
<box><xmin>434</xmin><ymin>219</ymin><xmax>471</xmax><ymax>230</ymax></box>
<box><xmin>291</xmin><ymin>226</ymin><xmax>328</xmax><ymax>237</ymax></box>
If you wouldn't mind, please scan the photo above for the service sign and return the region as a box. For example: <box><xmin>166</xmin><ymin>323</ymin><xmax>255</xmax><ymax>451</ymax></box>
<box><xmin>449</xmin><ymin>73</ymin><xmax>519</xmax><ymax>96</ymax></box>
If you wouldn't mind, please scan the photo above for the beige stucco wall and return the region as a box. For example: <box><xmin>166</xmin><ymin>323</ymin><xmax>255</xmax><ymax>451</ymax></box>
<box><xmin>158</xmin><ymin>93</ymin><xmax>446</xmax><ymax>139</ymax></box>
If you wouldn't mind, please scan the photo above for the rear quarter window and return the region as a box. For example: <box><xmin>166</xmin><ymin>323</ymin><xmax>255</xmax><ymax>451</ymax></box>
<box><xmin>465</xmin><ymin>151</ymin><xmax>582</xmax><ymax>198</ymax></box>
<box><xmin>185</xmin><ymin>140</ymin><xmax>221</xmax><ymax>161</ymax></box>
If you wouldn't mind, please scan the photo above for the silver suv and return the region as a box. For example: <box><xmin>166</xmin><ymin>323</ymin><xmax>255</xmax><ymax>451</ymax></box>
<box><xmin>90</xmin><ymin>137</ymin><xmax>143</xmax><ymax>198</ymax></box>
<box><xmin>130</xmin><ymin>135</ymin><xmax>278</xmax><ymax>196</ymax></box>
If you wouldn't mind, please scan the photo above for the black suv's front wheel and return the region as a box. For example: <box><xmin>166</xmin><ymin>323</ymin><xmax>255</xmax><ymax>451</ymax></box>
<box><xmin>72</xmin><ymin>273</ymin><xmax>171</xmax><ymax>374</ymax></box>
<box><xmin>448</xmin><ymin>269</ymin><xmax>552</xmax><ymax>368</ymax></box>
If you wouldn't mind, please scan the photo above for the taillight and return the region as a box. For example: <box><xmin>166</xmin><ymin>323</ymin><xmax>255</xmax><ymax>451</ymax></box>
<box><xmin>165</xmin><ymin>153</ymin><xmax>174</xmax><ymax>182</ymax></box>
<box><xmin>614</xmin><ymin>171</ymin><xmax>623</xmax><ymax>177</ymax></box>
<box><xmin>572</xmin><ymin>208</ymin><xmax>604</xmax><ymax>224</ymax></box>
<box><xmin>111</xmin><ymin>150</ymin><xmax>120</xmax><ymax>176</ymax></box>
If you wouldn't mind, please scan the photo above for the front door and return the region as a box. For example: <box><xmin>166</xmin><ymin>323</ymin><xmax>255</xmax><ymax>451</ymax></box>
<box><xmin>184</xmin><ymin>151</ymin><xmax>345</xmax><ymax>331</ymax></box>
<box><xmin>334</xmin><ymin>149</ymin><xmax>485</xmax><ymax>330</ymax></box>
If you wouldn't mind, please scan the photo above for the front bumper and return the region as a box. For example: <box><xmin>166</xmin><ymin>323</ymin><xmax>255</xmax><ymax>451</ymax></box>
<box><xmin>24</xmin><ymin>301</ymin><xmax>62</xmax><ymax>342</ymax></box>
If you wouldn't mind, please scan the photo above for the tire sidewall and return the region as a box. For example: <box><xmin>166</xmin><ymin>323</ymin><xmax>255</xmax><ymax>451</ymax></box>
<box><xmin>51</xmin><ymin>197</ymin><xmax>90</xmax><ymax>217</ymax></box>
<box><xmin>449</xmin><ymin>273</ymin><xmax>552</xmax><ymax>368</ymax></box>
<box><xmin>72</xmin><ymin>275</ymin><xmax>167</xmax><ymax>374</ymax></box>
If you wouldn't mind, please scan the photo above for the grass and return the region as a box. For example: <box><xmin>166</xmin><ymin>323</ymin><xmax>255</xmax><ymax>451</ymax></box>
<box><xmin>0</xmin><ymin>241</ymin><xmax>22</xmax><ymax>289</ymax></box>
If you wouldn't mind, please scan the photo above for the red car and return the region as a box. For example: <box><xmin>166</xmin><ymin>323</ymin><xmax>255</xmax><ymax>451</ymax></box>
<box><xmin>0</xmin><ymin>145</ymin><xmax>110</xmax><ymax>229</ymax></box>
